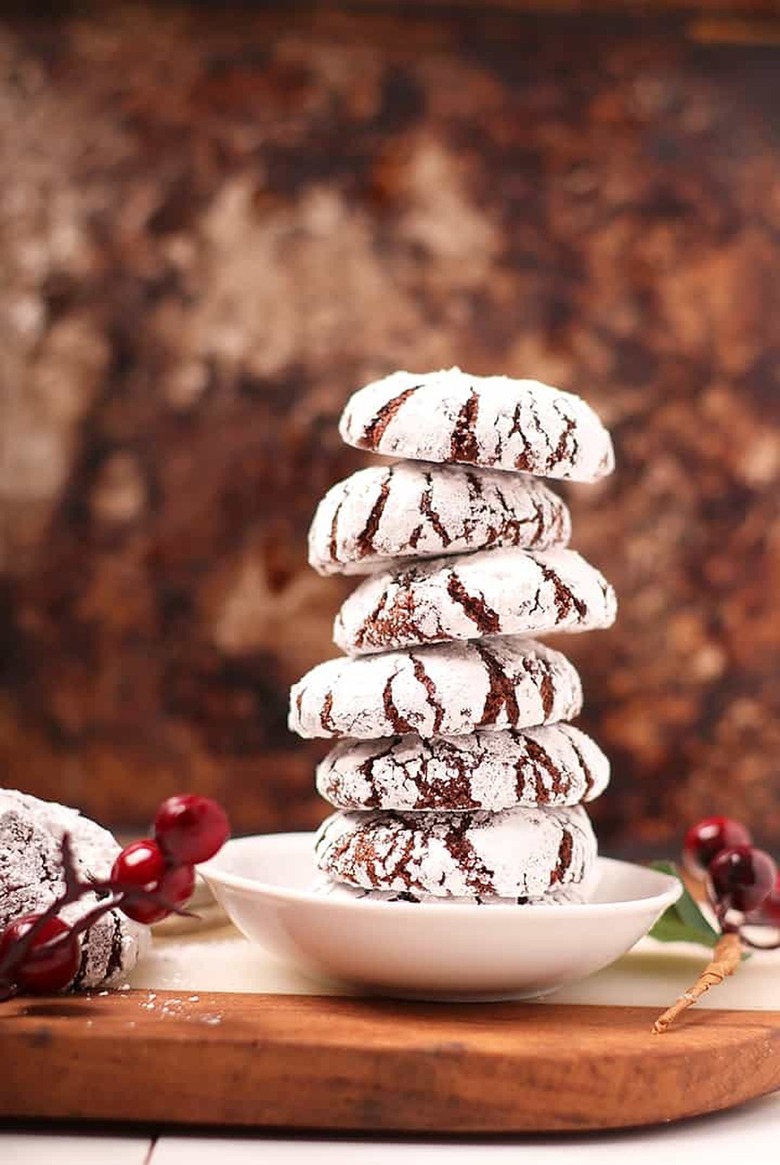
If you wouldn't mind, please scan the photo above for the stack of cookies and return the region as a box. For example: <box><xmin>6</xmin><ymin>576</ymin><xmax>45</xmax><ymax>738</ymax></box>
<box><xmin>289</xmin><ymin>368</ymin><xmax>616</xmax><ymax>905</ymax></box>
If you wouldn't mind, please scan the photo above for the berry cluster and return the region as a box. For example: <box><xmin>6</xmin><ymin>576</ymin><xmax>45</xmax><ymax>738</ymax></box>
<box><xmin>0</xmin><ymin>794</ymin><xmax>229</xmax><ymax>998</ymax></box>
<box><xmin>682</xmin><ymin>815</ymin><xmax>780</xmax><ymax>942</ymax></box>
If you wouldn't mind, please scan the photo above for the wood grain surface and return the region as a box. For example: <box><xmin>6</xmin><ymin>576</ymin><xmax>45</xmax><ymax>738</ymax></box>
<box><xmin>1</xmin><ymin>990</ymin><xmax>779</xmax><ymax>1132</ymax></box>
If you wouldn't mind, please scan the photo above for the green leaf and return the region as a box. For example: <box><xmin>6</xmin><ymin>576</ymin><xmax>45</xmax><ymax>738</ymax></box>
<box><xmin>648</xmin><ymin>860</ymin><xmax>721</xmax><ymax>949</ymax></box>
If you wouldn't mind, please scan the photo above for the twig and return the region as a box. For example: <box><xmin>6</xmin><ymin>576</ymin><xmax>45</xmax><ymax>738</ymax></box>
<box><xmin>652</xmin><ymin>931</ymin><xmax>743</xmax><ymax>1034</ymax></box>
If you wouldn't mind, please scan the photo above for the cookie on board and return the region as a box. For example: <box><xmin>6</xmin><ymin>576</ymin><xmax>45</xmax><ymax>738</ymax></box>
<box><xmin>0</xmin><ymin>788</ymin><xmax>150</xmax><ymax>989</ymax></box>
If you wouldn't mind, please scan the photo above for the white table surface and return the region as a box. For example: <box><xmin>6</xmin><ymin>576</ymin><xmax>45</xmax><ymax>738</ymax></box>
<box><xmin>4</xmin><ymin>922</ymin><xmax>780</xmax><ymax>1163</ymax></box>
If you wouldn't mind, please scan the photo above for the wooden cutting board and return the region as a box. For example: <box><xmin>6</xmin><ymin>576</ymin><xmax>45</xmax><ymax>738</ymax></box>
<box><xmin>1</xmin><ymin>990</ymin><xmax>779</xmax><ymax>1132</ymax></box>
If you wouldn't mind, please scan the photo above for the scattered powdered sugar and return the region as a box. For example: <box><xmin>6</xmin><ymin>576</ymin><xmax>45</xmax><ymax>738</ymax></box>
<box><xmin>315</xmin><ymin>804</ymin><xmax>597</xmax><ymax>899</ymax></box>
<box><xmin>339</xmin><ymin>368</ymin><xmax>614</xmax><ymax>483</ymax></box>
<box><xmin>316</xmin><ymin>722</ymin><xmax>610</xmax><ymax>812</ymax></box>
<box><xmin>334</xmin><ymin>546</ymin><xmax>617</xmax><ymax>656</ymax></box>
<box><xmin>289</xmin><ymin>635</ymin><xmax>583</xmax><ymax>740</ymax></box>
<box><xmin>0</xmin><ymin>788</ymin><xmax>150</xmax><ymax>989</ymax></box>
<box><xmin>308</xmin><ymin>460</ymin><xmax>571</xmax><ymax>576</ymax></box>
<box><xmin>135</xmin><ymin>989</ymin><xmax>223</xmax><ymax>1025</ymax></box>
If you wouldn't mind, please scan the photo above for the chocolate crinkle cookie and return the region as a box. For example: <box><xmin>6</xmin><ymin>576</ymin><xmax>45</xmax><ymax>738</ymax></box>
<box><xmin>289</xmin><ymin>636</ymin><xmax>583</xmax><ymax>740</ymax></box>
<box><xmin>0</xmin><ymin>789</ymin><xmax>150</xmax><ymax>989</ymax></box>
<box><xmin>315</xmin><ymin>723</ymin><xmax>610</xmax><ymax>812</ymax></box>
<box><xmin>339</xmin><ymin>368</ymin><xmax>614</xmax><ymax>482</ymax></box>
<box><xmin>315</xmin><ymin>804</ymin><xmax>597</xmax><ymax>900</ymax></box>
<box><xmin>308</xmin><ymin>461</ymin><xmax>571</xmax><ymax>576</ymax></box>
<box><xmin>334</xmin><ymin>546</ymin><xmax>617</xmax><ymax>656</ymax></box>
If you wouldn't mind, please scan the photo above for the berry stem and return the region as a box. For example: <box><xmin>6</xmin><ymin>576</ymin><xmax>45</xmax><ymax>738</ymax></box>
<box><xmin>651</xmin><ymin>931</ymin><xmax>742</xmax><ymax>1034</ymax></box>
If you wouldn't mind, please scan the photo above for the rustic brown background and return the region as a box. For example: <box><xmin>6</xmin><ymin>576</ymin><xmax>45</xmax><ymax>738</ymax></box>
<box><xmin>1</xmin><ymin>1</ymin><xmax>779</xmax><ymax>855</ymax></box>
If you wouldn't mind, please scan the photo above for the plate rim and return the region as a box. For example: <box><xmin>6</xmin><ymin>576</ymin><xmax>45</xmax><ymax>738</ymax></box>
<box><xmin>201</xmin><ymin>830</ymin><xmax>682</xmax><ymax>919</ymax></box>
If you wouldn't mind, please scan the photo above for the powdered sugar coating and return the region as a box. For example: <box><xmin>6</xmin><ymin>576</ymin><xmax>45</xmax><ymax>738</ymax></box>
<box><xmin>315</xmin><ymin>804</ymin><xmax>597</xmax><ymax>898</ymax></box>
<box><xmin>0</xmin><ymin>789</ymin><xmax>150</xmax><ymax>989</ymax></box>
<box><xmin>289</xmin><ymin>636</ymin><xmax>582</xmax><ymax>740</ymax></box>
<box><xmin>308</xmin><ymin>461</ymin><xmax>571</xmax><ymax>576</ymax></box>
<box><xmin>339</xmin><ymin>368</ymin><xmax>614</xmax><ymax>482</ymax></box>
<box><xmin>334</xmin><ymin>547</ymin><xmax>617</xmax><ymax>656</ymax></box>
<box><xmin>316</xmin><ymin>723</ymin><xmax>609</xmax><ymax>812</ymax></box>
<box><xmin>310</xmin><ymin>872</ymin><xmax>588</xmax><ymax>906</ymax></box>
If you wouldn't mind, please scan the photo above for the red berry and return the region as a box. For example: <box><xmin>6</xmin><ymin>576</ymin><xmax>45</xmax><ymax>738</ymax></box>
<box><xmin>119</xmin><ymin>862</ymin><xmax>195</xmax><ymax>925</ymax></box>
<box><xmin>111</xmin><ymin>839</ymin><xmax>166</xmax><ymax>889</ymax></box>
<box><xmin>159</xmin><ymin>863</ymin><xmax>196</xmax><ymax>908</ymax></box>
<box><xmin>153</xmin><ymin>795</ymin><xmax>230</xmax><ymax>866</ymax></box>
<box><xmin>119</xmin><ymin>897</ymin><xmax>166</xmax><ymax>926</ymax></box>
<box><xmin>708</xmin><ymin>845</ymin><xmax>777</xmax><ymax>914</ymax></box>
<box><xmin>0</xmin><ymin>914</ymin><xmax>81</xmax><ymax>993</ymax></box>
<box><xmin>682</xmin><ymin>816</ymin><xmax>752</xmax><ymax>879</ymax></box>
<box><xmin>747</xmin><ymin>871</ymin><xmax>780</xmax><ymax>927</ymax></box>
<box><xmin>113</xmin><ymin>839</ymin><xmax>169</xmax><ymax>925</ymax></box>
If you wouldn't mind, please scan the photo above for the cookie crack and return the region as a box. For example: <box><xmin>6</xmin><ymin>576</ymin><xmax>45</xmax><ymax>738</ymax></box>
<box><xmin>525</xmin><ymin>582</ymin><xmax>545</xmax><ymax>620</ymax></box>
<box><xmin>382</xmin><ymin>671</ymin><xmax>414</xmax><ymax>734</ymax></box>
<box><xmin>328</xmin><ymin>495</ymin><xmax>347</xmax><ymax>563</ymax></box>
<box><xmin>421</xmin><ymin>746</ymin><xmax>474</xmax><ymax>809</ymax></box>
<box><xmin>519</xmin><ymin>654</ymin><xmax>555</xmax><ymax>721</ymax></box>
<box><xmin>532</xmin><ymin>495</ymin><xmax>546</xmax><ymax>544</ymax></box>
<box><xmin>106</xmin><ymin>910</ymin><xmax>125</xmax><ymax>980</ymax></box>
<box><xmin>444</xmin><ymin>827</ymin><xmax>495</xmax><ymax>896</ymax></box>
<box><xmin>320</xmin><ymin>692</ymin><xmax>336</xmax><ymax>734</ymax></box>
<box><xmin>360</xmin><ymin>385</ymin><xmax>420</xmax><ymax>447</ymax></box>
<box><xmin>387</xmin><ymin>833</ymin><xmax>416</xmax><ymax>888</ymax></box>
<box><xmin>475</xmin><ymin>642</ymin><xmax>520</xmax><ymax>727</ymax></box>
<box><xmin>71</xmin><ymin>936</ymin><xmax>90</xmax><ymax>991</ymax></box>
<box><xmin>353</xmin><ymin>585</ymin><xmax>392</xmax><ymax>649</ymax></box>
<box><xmin>357</xmin><ymin>741</ymin><xmax>399</xmax><ymax>809</ymax></box>
<box><xmin>537</xmin><ymin>560</ymin><xmax>587</xmax><ymax>621</ymax></box>
<box><xmin>566</xmin><ymin>731</ymin><xmax>596</xmax><ymax>797</ymax></box>
<box><xmin>508</xmin><ymin>401</ymin><xmax>533</xmax><ymax>471</ymax></box>
<box><xmin>551</xmin><ymin>400</ymin><xmax>579</xmax><ymax>469</ymax></box>
<box><xmin>465</xmin><ymin>469</ymin><xmax>484</xmax><ymax>498</ymax></box>
<box><xmin>491</xmin><ymin>483</ymin><xmax>521</xmax><ymax>545</ymax></box>
<box><xmin>355</xmin><ymin>468</ymin><xmax>393</xmax><ymax>558</ymax></box>
<box><xmin>523</xmin><ymin>736</ymin><xmax>566</xmax><ymax>799</ymax></box>
<box><xmin>446</xmin><ymin>572</ymin><xmax>501</xmax><ymax>635</ymax></box>
<box><xmin>409</xmin><ymin>654</ymin><xmax>446</xmax><ymax>735</ymax></box>
<box><xmin>450</xmin><ymin>389</ymin><xmax>480</xmax><ymax>463</ymax></box>
<box><xmin>551</xmin><ymin>826</ymin><xmax>574</xmax><ymax>885</ymax></box>
<box><xmin>419</xmin><ymin>471</ymin><xmax>452</xmax><ymax>548</ymax></box>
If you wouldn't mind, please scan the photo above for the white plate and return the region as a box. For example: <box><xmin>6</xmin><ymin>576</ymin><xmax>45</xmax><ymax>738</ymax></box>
<box><xmin>200</xmin><ymin>832</ymin><xmax>682</xmax><ymax>1001</ymax></box>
